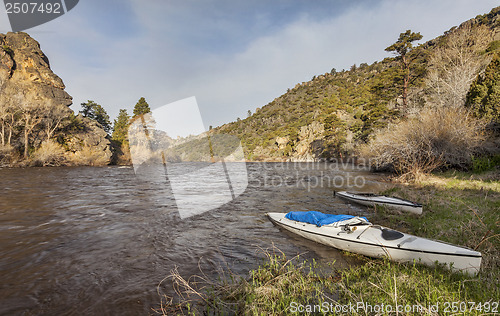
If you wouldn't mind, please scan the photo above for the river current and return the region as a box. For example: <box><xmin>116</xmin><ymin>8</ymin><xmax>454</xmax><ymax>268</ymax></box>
<box><xmin>0</xmin><ymin>162</ymin><xmax>387</xmax><ymax>315</ymax></box>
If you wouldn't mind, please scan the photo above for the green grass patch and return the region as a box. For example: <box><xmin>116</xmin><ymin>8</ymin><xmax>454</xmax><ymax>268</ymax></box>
<box><xmin>339</xmin><ymin>259</ymin><xmax>499</xmax><ymax>315</ymax></box>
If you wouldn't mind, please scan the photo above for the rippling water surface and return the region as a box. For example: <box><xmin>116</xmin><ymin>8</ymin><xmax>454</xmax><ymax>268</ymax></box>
<box><xmin>0</xmin><ymin>163</ymin><xmax>387</xmax><ymax>315</ymax></box>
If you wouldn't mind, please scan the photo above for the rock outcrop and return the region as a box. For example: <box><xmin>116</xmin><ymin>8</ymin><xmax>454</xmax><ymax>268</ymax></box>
<box><xmin>0</xmin><ymin>32</ymin><xmax>113</xmax><ymax>165</ymax></box>
<box><xmin>275</xmin><ymin>136</ymin><xmax>289</xmax><ymax>150</ymax></box>
<box><xmin>63</xmin><ymin>114</ymin><xmax>113</xmax><ymax>165</ymax></box>
<box><xmin>252</xmin><ymin>121</ymin><xmax>326</xmax><ymax>162</ymax></box>
<box><xmin>0</xmin><ymin>32</ymin><xmax>72</xmax><ymax>107</ymax></box>
<box><xmin>290</xmin><ymin>121</ymin><xmax>325</xmax><ymax>162</ymax></box>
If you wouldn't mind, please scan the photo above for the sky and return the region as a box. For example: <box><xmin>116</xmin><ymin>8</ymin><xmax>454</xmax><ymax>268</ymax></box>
<box><xmin>0</xmin><ymin>0</ymin><xmax>498</xmax><ymax>129</ymax></box>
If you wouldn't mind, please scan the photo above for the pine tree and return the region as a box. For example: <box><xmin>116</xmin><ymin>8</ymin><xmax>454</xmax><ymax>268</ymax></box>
<box><xmin>385</xmin><ymin>30</ymin><xmax>423</xmax><ymax>110</ymax></box>
<box><xmin>112</xmin><ymin>109</ymin><xmax>130</xmax><ymax>145</ymax></box>
<box><xmin>80</xmin><ymin>100</ymin><xmax>112</xmax><ymax>133</ymax></box>
<box><xmin>80</xmin><ymin>100</ymin><xmax>98</xmax><ymax>119</ymax></box>
<box><xmin>94</xmin><ymin>106</ymin><xmax>112</xmax><ymax>133</ymax></box>
<box><xmin>133</xmin><ymin>97</ymin><xmax>151</xmax><ymax>117</ymax></box>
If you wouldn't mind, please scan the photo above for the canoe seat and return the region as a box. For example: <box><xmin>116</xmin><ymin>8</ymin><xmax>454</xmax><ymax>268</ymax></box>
<box><xmin>381</xmin><ymin>228</ymin><xmax>404</xmax><ymax>241</ymax></box>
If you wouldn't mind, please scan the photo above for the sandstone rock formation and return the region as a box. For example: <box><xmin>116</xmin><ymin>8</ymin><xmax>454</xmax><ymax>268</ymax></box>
<box><xmin>291</xmin><ymin>121</ymin><xmax>325</xmax><ymax>161</ymax></box>
<box><xmin>251</xmin><ymin>121</ymin><xmax>327</xmax><ymax>162</ymax></box>
<box><xmin>0</xmin><ymin>32</ymin><xmax>113</xmax><ymax>165</ymax></box>
<box><xmin>0</xmin><ymin>32</ymin><xmax>72</xmax><ymax>106</ymax></box>
<box><xmin>275</xmin><ymin>136</ymin><xmax>289</xmax><ymax>149</ymax></box>
<box><xmin>64</xmin><ymin>114</ymin><xmax>113</xmax><ymax>165</ymax></box>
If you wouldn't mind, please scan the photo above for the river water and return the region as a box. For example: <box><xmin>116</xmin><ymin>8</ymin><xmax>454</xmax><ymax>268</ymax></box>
<box><xmin>0</xmin><ymin>162</ymin><xmax>387</xmax><ymax>315</ymax></box>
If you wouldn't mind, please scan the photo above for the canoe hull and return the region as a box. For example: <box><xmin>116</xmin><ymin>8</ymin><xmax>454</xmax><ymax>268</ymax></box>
<box><xmin>267</xmin><ymin>212</ymin><xmax>481</xmax><ymax>276</ymax></box>
<box><xmin>336</xmin><ymin>191</ymin><xmax>423</xmax><ymax>215</ymax></box>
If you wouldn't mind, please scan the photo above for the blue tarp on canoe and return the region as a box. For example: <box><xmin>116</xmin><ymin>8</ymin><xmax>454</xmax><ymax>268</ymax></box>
<box><xmin>285</xmin><ymin>211</ymin><xmax>367</xmax><ymax>227</ymax></box>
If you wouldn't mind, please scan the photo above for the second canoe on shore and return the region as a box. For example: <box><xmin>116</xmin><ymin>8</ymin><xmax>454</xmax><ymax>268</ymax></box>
<box><xmin>335</xmin><ymin>191</ymin><xmax>423</xmax><ymax>215</ymax></box>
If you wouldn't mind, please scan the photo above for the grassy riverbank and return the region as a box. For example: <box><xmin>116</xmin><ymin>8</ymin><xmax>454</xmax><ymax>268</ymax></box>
<box><xmin>158</xmin><ymin>170</ymin><xmax>499</xmax><ymax>315</ymax></box>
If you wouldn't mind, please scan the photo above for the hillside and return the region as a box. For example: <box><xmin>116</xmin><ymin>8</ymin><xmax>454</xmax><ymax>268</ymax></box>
<box><xmin>215</xmin><ymin>6</ymin><xmax>500</xmax><ymax>162</ymax></box>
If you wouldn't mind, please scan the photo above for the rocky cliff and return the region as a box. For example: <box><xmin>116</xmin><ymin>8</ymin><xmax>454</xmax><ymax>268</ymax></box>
<box><xmin>0</xmin><ymin>32</ymin><xmax>72</xmax><ymax>107</ymax></box>
<box><xmin>0</xmin><ymin>32</ymin><xmax>112</xmax><ymax>166</ymax></box>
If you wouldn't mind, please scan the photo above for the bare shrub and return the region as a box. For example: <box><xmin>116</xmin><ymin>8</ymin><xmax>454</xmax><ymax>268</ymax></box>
<box><xmin>362</xmin><ymin>107</ymin><xmax>486</xmax><ymax>180</ymax></box>
<box><xmin>41</xmin><ymin>103</ymin><xmax>70</xmax><ymax>141</ymax></box>
<box><xmin>66</xmin><ymin>144</ymin><xmax>109</xmax><ymax>166</ymax></box>
<box><xmin>425</xmin><ymin>24</ymin><xmax>492</xmax><ymax>108</ymax></box>
<box><xmin>0</xmin><ymin>144</ymin><xmax>16</xmax><ymax>166</ymax></box>
<box><xmin>0</xmin><ymin>102</ymin><xmax>19</xmax><ymax>147</ymax></box>
<box><xmin>31</xmin><ymin>140</ymin><xmax>66</xmax><ymax>166</ymax></box>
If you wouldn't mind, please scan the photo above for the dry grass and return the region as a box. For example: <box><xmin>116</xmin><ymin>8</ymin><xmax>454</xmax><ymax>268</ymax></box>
<box><xmin>66</xmin><ymin>144</ymin><xmax>110</xmax><ymax>166</ymax></box>
<box><xmin>155</xmin><ymin>246</ymin><xmax>335</xmax><ymax>315</ymax></box>
<box><xmin>31</xmin><ymin>140</ymin><xmax>66</xmax><ymax>166</ymax></box>
<box><xmin>362</xmin><ymin>107</ymin><xmax>486</xmax><ymax>181</ymax></box>
<box><xmin>419</xmin><ymin>170</ymin><xmax>500</xmax><ymax>193</ymax></box>
<box><xmin>0</xmin><ymin>144</ymin><xmax>16</xmax><ymax>165</ymax></box>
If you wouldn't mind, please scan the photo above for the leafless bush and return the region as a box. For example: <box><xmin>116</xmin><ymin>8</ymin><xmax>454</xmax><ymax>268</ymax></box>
<box><xmin>362</xmin><ymin>107</ymin><xmax>486</xmax><ymax>180</ymax></box>
<box><xmin>425</xmin><ymin>24</ymin><xmax>492</xmax><ymax>108</ymax></box>
<box><xmin>66</xmin><ymin>144</ymin><xmax>109</xmax><ymax>166</ymax></box>
<box><xmin>0</xmin><ymin>144</ymin><xmax>16</xmax><ymax>165</ymax></box>
<box><xmin>31</xmin><ymin>140</ymin><xmax>66</xmax><ymax>166</ymax></box>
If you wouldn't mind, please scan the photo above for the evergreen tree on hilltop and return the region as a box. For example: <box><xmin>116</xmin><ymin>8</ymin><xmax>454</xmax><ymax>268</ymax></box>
<box><xmin>112</xmin><ymin>109</ymin><xmax>130</xmax><ymax>145</ymax></box>
<box><xmin>94</xmin><ymin>106</ymin><xmax>112</xmax><ymax>133</ymax></box>
<box><xmin>133</xmin><ymin>97</ymin><xmax>151</xmax><ymax>117</ymax></box>
<box><xmin>385</xmin><ymin>30</ymin><xmax>423</xmax><ymax>111</ymax></box>
<box><xmin>80</xmin><ymin>100</ymin><xmax>112</xmax><ymax>133</ymax></box>
<box><xmin>80</xmin><ymin>100</ymin><xmax>98</xmax><ymax>119</ymax></box>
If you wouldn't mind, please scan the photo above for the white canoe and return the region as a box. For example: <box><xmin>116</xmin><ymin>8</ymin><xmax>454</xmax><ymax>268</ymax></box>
<box><xmin>336</xmin><ymin>191</ymin><xmax>423</xmax><ymax>215</ymax></box>
<box><xmin>267</xmin><ymin>212</ymin><xmax>481</xmax><ymax>276</ymax></box>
